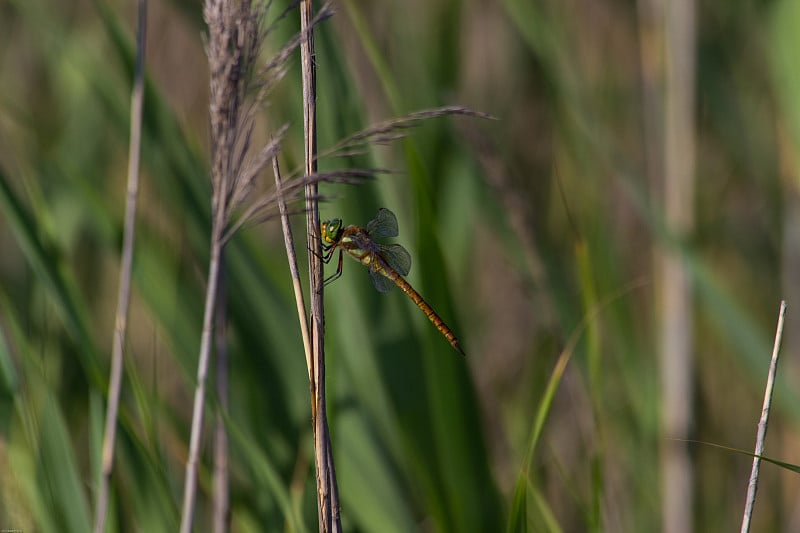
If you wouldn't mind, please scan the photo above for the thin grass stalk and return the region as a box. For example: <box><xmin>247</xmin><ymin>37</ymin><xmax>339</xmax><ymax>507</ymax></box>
<box><xmin>94</xmin><ymin>1</ymin><xmax>146</xmax><ymax>530</ymax></box>
<box><xmin>740</xmin><ymin>301</ymin><xmax>787</xmax><ymax>533</ymax></box>
<box><xmin>300</xmin><ymin>0</ymin><xmax>341</xmax><ymax>530</ymax></box>
<box><xmin>272</xmin><ymin>155</ymin><xmax>312</xmax><ymax>376</ymax></box>
<box><xmin>213</xmin><ymin>261</ymin><xmax>230</xmax><ymax>533</ymax></box>
<box><xmin>180</xmin><ymin>215</ymin><xmax>226</xmax><ymax>533</ymax></box>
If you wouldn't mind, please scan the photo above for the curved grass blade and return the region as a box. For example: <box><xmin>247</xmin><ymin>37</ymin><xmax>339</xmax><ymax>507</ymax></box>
<box><xmin>0</xmin><ymin>170</ymin><xmax>103</xmax><ymax>386</ymax></box>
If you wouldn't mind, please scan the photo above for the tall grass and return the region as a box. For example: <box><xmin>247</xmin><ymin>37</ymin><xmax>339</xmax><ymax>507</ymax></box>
<box><xmin>0</xmin><ymin>0</ymin><xmax>798</xmax><ymax>531</ymax></box>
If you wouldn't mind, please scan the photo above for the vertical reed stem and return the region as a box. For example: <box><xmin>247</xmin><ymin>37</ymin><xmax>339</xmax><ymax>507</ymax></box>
<box><xmin>660</xmin><ymin>1</ymin><xmax>697</xmax><ymax>531</ymax></box>
<box><xmin>300</xmin><ymin>0</ymin><xmax>341</xmax><ymax>530</ymax></box>
<box><xmin>94</xmin><ymin>1</ymin><xmax>146</xmax><ymax>530</ymax></box>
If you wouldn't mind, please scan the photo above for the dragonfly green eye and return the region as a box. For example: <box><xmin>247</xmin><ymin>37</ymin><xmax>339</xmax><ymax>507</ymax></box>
<box><xmin>321</xmin><ymin>218</ymin><xmax>343</xmax><ymax>244</ymax></box>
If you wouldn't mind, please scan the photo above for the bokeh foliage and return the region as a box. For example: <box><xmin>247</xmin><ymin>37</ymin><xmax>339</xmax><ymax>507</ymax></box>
<box><xmin>0</xmin><ymin>0</ymin><xmax>798</xmax><ymax>531</ymax></box>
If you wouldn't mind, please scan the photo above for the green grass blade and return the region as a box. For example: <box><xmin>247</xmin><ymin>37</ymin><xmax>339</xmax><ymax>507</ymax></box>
<box><xmin>38</xmin><ymin>395</ymin><xmax>93</xmax><ymax>533</ymax></box>
<box><xmin>0</xmin><ymin>170</ymin><xmax>102</xmax><ymax>385</ymax></box>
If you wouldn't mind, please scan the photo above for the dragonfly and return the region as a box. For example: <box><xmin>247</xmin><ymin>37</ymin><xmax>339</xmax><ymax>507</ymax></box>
<box><xmin>321</xmin><ymin>208</ymin><xmax>465</xmax><ymax>355</ymax></box>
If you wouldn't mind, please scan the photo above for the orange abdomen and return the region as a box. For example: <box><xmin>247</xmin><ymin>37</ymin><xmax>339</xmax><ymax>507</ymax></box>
<box><xmin>378</xmin><ymin>264</ymin><xmax>465</xmax><ymax>355</ymax></box>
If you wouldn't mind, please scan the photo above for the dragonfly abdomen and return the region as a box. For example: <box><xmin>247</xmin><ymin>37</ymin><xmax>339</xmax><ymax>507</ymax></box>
<box><xmin>379</xmin><ymin>264</ymin><xmax>465</xmax><ymax>355</ymax></box>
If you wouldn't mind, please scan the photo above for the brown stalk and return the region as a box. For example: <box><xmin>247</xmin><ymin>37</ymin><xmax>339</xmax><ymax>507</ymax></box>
<box><xmin>93</xmin><ymin>1</ymin><xmax>146</xmax><ymax>531</ymax></box>
<box><xmin>300</xmin><ymin>0</ymin><xmax>341</xmax><ymax>530</ymax></box>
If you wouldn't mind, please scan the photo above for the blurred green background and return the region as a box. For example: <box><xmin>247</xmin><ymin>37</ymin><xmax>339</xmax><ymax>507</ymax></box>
<box><xmin>1</xmin><ymin>0</ymin><xmax>799</xmax><ymax>531</ymax></box>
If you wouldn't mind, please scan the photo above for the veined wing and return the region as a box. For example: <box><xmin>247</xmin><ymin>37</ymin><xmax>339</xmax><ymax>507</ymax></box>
<box><xmin>368</xmin><ymin>266</ymin><xmax>395</xmax><ymax>293</ymax></box>
<box><xmin>365</xmin><ymin>244</ymin><xmax>410</xmax><ymax>293</ymax></box>
<box><xmin>379</xmin><ymin>243</ymin><xmax>411</xmax><ymax>277</ymax></box>
<box><xmin>365</xmin><ymin>208</ymin><xmax>399</xmax><ymax>239</ymax></box>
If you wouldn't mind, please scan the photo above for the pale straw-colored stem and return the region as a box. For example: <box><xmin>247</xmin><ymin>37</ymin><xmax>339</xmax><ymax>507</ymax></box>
<box><xmin>740</xmin><ymin>301</ymin><xmax>787</xmax><ymax>533</ymax></box>
<box><xmin>272</xmin><ymin>156</ymin><xmax>312</xmax><ymax>376</ymax></box>
<box><xmin>94</xmin><ymin>1</ymin><xmax>146</xmax><ymax>530</ymax></box>
<box><xmin>179</xmin><ymin>225</ymin><xmax>225</xmax><ymax>533</ymax></box>
<box><xmin>659</xmin><ymin>0</ymin><xmax>696</xmax><ymax>531</ymax></box>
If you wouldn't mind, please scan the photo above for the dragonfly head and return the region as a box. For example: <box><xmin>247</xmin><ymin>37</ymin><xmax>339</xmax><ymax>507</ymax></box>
<box><xmin>321</xmin><ymin>218</ymin><xmax>343</xmax><ymax>244</ymax></box>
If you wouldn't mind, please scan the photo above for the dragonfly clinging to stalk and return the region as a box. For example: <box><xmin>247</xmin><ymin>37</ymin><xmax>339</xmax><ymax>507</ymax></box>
<box><xmin>320</xmin><ymin>208</ymin><xmax>465</xmax><ymax>355</ymax></box>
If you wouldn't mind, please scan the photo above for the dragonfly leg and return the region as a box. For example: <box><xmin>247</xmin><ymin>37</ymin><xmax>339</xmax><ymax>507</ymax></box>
<box><xmin>323</xmin><ymin>249</ymin><xmax>344</xmax><ymax>286</ymax></box>
<box><xmin>310</xmin><ymin>241</ymin><xmax>336</xmax><ymax>263</ymax></box>
<box><xmin>321</xmin><ymin>243</ymin><xmax>336</xmax><ymax>263</ymax></box>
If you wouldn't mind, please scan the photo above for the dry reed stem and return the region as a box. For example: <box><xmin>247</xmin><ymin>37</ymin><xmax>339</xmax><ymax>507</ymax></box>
<box><xmin>740</xmin><ymin>301</ymin><xmax>787</xmax><ymax>533</ymax></box>
<box><xmin>93</xmin><ymin>1</ymin><xmax>146</xmax><ymax>530</ymax></box>
<box><xmin>660</xmin><ymin>0</ymin><xmax>696</xmax><ymax>531</ymax></box>
<box><xmin>272</xmin><ymin>155</ymin><xmax>313</xmax><ymax>376</ymax></box>
<box><xmin>179</xmin><ymin>222</ymin><xmax>225</xmax><ymax>533</ymax></box>
<box><xmin>300</xmin><ymin>0</ymin><xmax>341</xmax><ymax>530</ymax></box>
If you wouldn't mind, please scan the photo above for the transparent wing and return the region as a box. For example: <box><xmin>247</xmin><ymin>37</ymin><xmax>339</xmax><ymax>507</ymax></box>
<box><xmin>378</xmin><ymin>243</ymin><xmax>411</xmax><ymax>277</ymax></box>
<box><xmin>369</xmin><ymin>267</ymin><xmax>395</xmax><ymax>293</ymax></box>
<box><xmin>365</xmin><ymin>208</ymin><xmax>399</xmax><ymax>239</ymax></box>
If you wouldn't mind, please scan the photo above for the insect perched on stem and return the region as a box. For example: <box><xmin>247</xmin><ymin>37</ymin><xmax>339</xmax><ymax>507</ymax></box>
<box><xmin>321</xmin><ymin>208</ymin><xmax>465</xmax><ymax>355</ymax></box>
